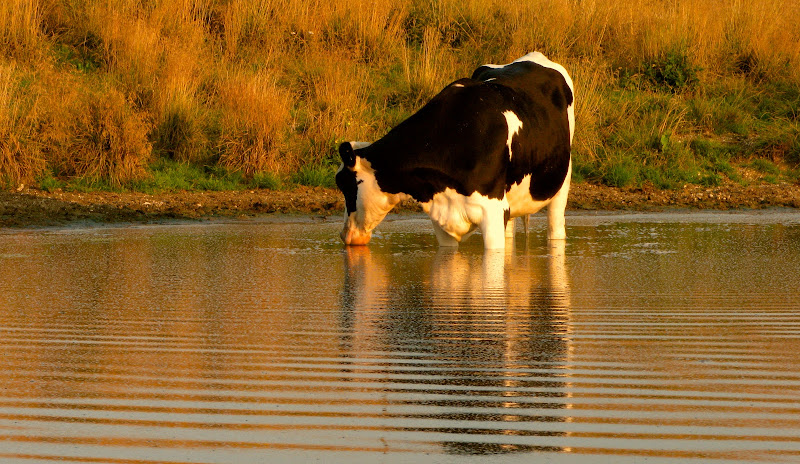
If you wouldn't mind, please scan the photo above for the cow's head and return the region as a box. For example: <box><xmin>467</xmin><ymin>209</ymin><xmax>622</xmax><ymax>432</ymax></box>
<box><xmin>335</xmin><ymin>142</ymin><xmax>401</xmax><ymax>246</ymax></box>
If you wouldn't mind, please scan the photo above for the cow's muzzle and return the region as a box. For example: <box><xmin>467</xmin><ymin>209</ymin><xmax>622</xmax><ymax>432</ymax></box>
<box><xmin>341</xmin><ymin>226</ymin><xmax>372</xmax><ymax>246</ymax></box>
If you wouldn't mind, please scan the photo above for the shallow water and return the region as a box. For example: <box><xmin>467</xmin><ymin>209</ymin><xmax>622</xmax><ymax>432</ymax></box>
<box><xmin>1</xmin><ymin>211</ymin><xmax>800</xmax><ymax>463</ymax></box>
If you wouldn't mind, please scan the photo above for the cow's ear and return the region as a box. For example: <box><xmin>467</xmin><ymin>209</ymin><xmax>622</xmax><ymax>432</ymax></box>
<box><xmin>339</xmin><ymin>142</ymin><xmax>357</xmax><ymax>168</ymax></box>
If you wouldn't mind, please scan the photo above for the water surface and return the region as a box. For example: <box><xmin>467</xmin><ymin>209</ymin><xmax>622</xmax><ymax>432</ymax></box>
<box><xmin>1</xmin><ymin>211</ymin><xmax>799</xmax><ymax>463</ymax></box>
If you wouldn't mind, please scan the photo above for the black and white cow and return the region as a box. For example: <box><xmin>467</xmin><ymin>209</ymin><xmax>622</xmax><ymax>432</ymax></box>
<box><xmin>335</xmin><ymin>52</ymin><xmax>575</xmax><ymax>249</ymax></box>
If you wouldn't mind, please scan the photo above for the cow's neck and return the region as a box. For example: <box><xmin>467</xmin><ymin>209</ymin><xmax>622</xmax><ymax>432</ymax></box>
<box><xmin>355</xmin><ymin>156</ymin><xmax>410</xmax><ymax>231</ymax></box>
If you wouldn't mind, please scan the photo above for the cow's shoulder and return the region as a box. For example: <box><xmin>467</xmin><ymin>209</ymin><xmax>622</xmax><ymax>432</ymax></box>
<box><xmin>376</xmin><ymin>77</ymin><xmax>509</xmax><ymax>141</ymax></box>
<box><xmin>424</xmin><ymin>77</ymin><xmax>497</xmax><ymax>108</ymax></box>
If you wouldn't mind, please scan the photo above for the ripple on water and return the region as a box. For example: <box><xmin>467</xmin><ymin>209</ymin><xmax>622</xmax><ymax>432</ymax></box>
<box><xmin>0</xmin><ymin>212</ymin><xmax>799</xmax><ymax>463</ymax></box>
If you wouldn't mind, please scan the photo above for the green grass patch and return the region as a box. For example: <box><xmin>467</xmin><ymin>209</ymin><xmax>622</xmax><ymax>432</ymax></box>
<box><xmin>36</xmin><ymin>171</ymin><xmax>66</xmax><ymax>192</ymax></box>
<box><xmin>601</xmin><ymin>158</ymin><xmax>637</xmax><ymax>188</ymax></box>
<box><xmin>251</xmin><ymin>172</ymin><xmax>284</xmax><ymax>190</ymax></box>
<box><xmin>128</xmin><ymin>159</ymin><xmax>243</xmax><ymax>193</ymax></box>
<box><xmin>52</xmin><ymin>43</ymin><xmax>101</xmax><ymax>73</ymax></box>
<box><xmin>128</xmin><ymin>158</ymin><xmax>290</xmax><ymax>193</ymax></box>
<box><xmin>31</xmin><ymin>158</ymin><xmax>322</xmax><ymax>193</ymax></box>
<box><xmin>748</xmin><ymin>158</ymin><xmax>781</xmax><ymax>176</ymax></box>
<box><xmin>290</xmin><ymin>165</ymin><xmax>336</xmax><ymax>188</ymax></box>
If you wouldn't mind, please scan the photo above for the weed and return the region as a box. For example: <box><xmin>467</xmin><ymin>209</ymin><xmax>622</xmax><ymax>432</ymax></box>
<box><xmin>641</xmin><ymin>167</ymin><xmax>676</xmax><ymax>189</ymax></box>
<box><xmin>690</xmin><ymin>138</ymin><xmax>734</xmax><ymax>162</ymax></box>
<box><xmin>601</xmin><ymin>158</ymin><xmax>637</xmax><ymax>188</ymax></box>
<box><xmin>53</xmin><ymin>44</ymin><xmax>100</xmax><ymax>72</ymax></box>
<box><xmin>131</xmin><ymin>158</ymin><xmax>247</xmax><ymax>192</ymax></box>
<box><xmin>154</xmin><ymin>98</ymin><xmax>210</xmax><ymax>163</ymax></box>
<box><xmin>698</xmin><ymin>172</ymin><xmax>723</xmax><ymax>187</ymax></box>
<box><xmin>787</xmin><ymin>168</ymin><xmax>800</xmax><ymax>183</ymax></box>
<box><xmin>65</xmin><ymin>176</ymin><xmax>121</xmax><ymax>193</ymax></box>
<box><xmin>790</xmin><ymin>139</ymin><xmax>800</xmax><ymax>166</ymax></box>
<box><xmin>641</xmin><ymin>48</ymin><xmax>701</xmax><ymax>92</ymax></box>
<box><xmin>570</xmin><ymin>155</ymin><xmax>601</xmax><ymax>184</ymax></box>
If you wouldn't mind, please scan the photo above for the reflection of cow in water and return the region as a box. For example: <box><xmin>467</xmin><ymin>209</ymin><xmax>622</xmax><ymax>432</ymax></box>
<box><xmin>339</xmin><ymin>245</ymin><xmax>571</xmax><ymax>455</ymax></box>
<box><xmin>335</xmin><ymin>52</ymin><xmax>575</xmax><ymax>249</ymax></box>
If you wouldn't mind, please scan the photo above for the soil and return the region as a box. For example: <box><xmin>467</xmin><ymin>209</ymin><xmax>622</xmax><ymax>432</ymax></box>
<box><xmin>1</xmin><ymin>180</ymin><xmax>799</xmax><ymax>228</ymax></box>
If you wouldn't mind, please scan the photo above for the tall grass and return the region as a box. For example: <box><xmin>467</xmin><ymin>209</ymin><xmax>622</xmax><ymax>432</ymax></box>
<box><xmin>39</xmin><ymin>74</ymin><xmax>152</xmax><ymax>186</ymax></box>
<box><xmin>0</xmin><ymin>0</ymin><xmax>798</xmax><ymax>190</ymax></box>
<box><xmin>216</xmin><ymin>69</ymin><xmax>292</xmax><ymax>175</ymax></box>
<box><xmin>0</xmin><ymin>0</ymin><xmax>42</xmax><ymax>57</ymax></box>
<box><xmin>0</xmin><ymin>63</ymin><xmax>44</xmax><ymax>186</ymax></box>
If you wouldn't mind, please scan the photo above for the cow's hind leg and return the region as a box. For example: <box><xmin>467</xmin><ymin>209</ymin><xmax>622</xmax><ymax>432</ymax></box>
<box><xmin>480</xmin><ymin>205</ymin><xmax>508</xmax><ymax>250</ymax></box>
<box><xmin>431</xmin><ymin>220</ymin><xmax>459</xmax><ymax>247</ymax></box>
<box><xmin>504</xmin><ymin>218</ymin><xmax>515</xmax><ymax>238</ymax></box>
<box><xmin>547</xmin><ymin>158</ymin><xmax>572</xmax><ymax>241</ymax></box>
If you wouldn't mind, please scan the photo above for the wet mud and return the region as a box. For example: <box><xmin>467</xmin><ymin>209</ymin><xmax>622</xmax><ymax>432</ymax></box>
<box><xmin>1</xmin><ymin>180</ymin><xmax>799</xmax><ymax>228</ymax></box>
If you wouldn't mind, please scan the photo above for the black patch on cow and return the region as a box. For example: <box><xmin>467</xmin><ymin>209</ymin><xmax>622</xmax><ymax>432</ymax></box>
<box><xmin>355</xmin><ymin>80</ymin><xmax>510</xmax><ymax>203</ymax></box>
<box><xmin>335</xmin><ymin>166</ymin><xmax>359</xmax><ymax>214</ymax></box>
<box><xmin>338</xmin><ymin>59</ymin><xmax>573</xmax><ymax>207</ymax></box>
<box><xmin>339</xmin><ymin>142</ymin><xmax>356</xmax><ymax>168</ymax></box>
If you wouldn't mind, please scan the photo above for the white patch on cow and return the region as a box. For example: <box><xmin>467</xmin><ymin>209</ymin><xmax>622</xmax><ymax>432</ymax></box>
<box><xmin>502</xmin><ymin>110</ymin><xmax>523</xmax><ymax>160</ymax></box>
<box><xmin>485</xmin><ymin>78</ymin><xmax>496</xmax><ymax>82</ymax></box>
<box><xmin>420</xmin><ymin>188</ymin><xmax>509</xmax><ymax>249</ymax></box>
<box><xmin>350</xmin><ymin>141</ymin><xmax>372</xmax><ymax>150</ymax></box>
<box><xmin>506</xmin><ymin>174</ymin><xmax>550</xmax><ymax>218</ymax></box>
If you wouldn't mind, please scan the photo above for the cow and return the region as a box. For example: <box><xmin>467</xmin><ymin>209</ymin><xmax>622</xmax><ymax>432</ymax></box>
<box><xmin>335</xmin><ymin>52</ymin><xmax>575</xmax><ymax>249</ymax></box>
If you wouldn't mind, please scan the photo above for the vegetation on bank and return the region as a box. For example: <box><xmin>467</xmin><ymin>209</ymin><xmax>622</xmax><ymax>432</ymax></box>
<box><xmin>1</xmin><ymin>0</ymin><xmax>799</xmax><ymax>193</ymax></box>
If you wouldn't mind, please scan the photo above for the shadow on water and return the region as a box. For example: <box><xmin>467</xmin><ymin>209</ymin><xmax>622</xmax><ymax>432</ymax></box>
<box><xmin>339</xmin><ymin>237</ymin><xmax>573</xmax><ymax>456</ymax></box>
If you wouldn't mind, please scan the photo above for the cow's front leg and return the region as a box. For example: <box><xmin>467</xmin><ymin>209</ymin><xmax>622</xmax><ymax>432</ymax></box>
<box><xmin>479</xmin><ymin>205</ymin><xmax>507</xmax><ymax>250</ymax></box>
<box><xmin>431</xmin><ymin>220</ymin><xmax>459</xmax><ymax>247</ymax></box>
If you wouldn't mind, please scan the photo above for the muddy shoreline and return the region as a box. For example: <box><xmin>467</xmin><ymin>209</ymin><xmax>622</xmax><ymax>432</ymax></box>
<box><xmin>1</xmin><ymin>181</ymin><xmax>799</xmax><ymax>228</ymax></box>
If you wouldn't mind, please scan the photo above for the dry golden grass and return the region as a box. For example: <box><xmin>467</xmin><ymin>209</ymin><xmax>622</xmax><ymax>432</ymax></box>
<box><xmin>216</xmin><ymin>69</ymin><xmax>293</xmax><ymax>175</ymax></box>
<box><xmin>565</xmin><ymin>57</ymin><xmax>611</xmax><ymax>163</ymax></box>
<box><xmin>40</xmin><ymin>75</ymin><xmax>152</xmax><ymax>186</ymax></box>
<box><xmin>152</xmin><ymin>21</ymin><xmax>209</xmax><ymax>162</ymax></box>
<box><xmin>1</xmin><ymin>0</ymin><xmax>799</xmax><ymax>187</ymax></box>
<box><xmin>0</xmin><ymin>0</ymin><xmax>42</xmax><ymax>57</ymax></box>
<box><xmin>0</xmin><ymin>63</ymin><xmax>44</xmax><ymax>186</ymax></box>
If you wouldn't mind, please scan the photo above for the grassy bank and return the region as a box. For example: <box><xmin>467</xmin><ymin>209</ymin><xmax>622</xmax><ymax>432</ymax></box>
<box><xmin>1</xmin><ymin>0</ymin><xmax>799</xmax><ymax>193</ymax></box>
